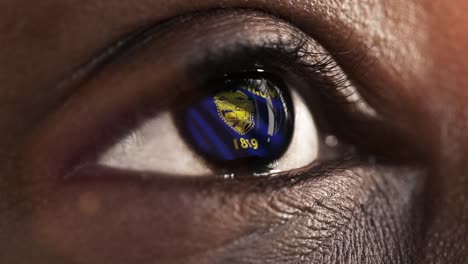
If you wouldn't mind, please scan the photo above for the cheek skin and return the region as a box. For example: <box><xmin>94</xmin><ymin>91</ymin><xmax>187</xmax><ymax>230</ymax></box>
<box><xmin>31</xmin><ymin>166</ymin><xmax>422</xmax><ymax>263</ymax></box>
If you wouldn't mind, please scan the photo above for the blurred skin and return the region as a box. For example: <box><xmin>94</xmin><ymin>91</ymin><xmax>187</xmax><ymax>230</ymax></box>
<box><xmin>1</xmin><ymin>0</ymin><xmax>468</xmax><ymax>263</ymax></box>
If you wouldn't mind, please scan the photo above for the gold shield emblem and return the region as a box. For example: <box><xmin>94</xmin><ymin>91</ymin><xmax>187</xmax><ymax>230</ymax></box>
<box><xmin>214</xmin><ymin>90</ymin><xmax>255</xmax><ymax>135</ymax></box>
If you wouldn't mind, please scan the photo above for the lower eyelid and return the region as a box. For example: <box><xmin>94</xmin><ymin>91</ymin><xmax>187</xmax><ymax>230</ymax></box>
<box><xmin>29</xmin><ymin>161</ymin><xmax>408</xmax><ymax>262</ymax></box>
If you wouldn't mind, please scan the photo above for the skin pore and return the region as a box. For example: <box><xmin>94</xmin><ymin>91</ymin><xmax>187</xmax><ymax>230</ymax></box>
<box><xmin>1</xmin><ymin>0</ymin><xmax>468</xmax><ymax>263</ymax></box>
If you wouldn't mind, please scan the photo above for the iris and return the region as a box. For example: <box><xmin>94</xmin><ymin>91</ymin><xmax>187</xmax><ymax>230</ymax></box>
<box><xmin>182</xmin><ymin>76</ymin><xmax>294</xmax><ymax>167</ymax></box>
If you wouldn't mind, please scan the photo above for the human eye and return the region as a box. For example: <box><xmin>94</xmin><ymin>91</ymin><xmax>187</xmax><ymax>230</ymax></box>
<box><xmin>27</xmin><ymin>10</ymin><xmax>412</xmax><ymax>181</ymax></box>
<box><xmin>98</xmin><ymin>72</ymin><xmax>316</xmax><ymax>177</ymax></box>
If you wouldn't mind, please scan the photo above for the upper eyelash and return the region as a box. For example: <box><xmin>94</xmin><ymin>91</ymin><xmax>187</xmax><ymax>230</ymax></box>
<box><xmin>190</xmin><ymin>33</ymin><xmax>375</xmax><ymax>115</ymax></box>
<box><xmin>286</xmin><ymin>38</ymin><xmax>378</xmax><ymax>118</ymax></box>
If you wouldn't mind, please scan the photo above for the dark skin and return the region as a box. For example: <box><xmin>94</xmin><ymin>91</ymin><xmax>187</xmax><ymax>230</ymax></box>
<box><xmin>1</xmin><ymin>0</ymin><xmax>467</xmax><ymax>263</ymax></box>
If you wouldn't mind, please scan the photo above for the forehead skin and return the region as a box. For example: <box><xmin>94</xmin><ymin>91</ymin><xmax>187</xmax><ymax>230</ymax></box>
<box><xmin>0</xmin><ymin>0</ymin><xmax>468</xmax><ymax>263</ymax></box>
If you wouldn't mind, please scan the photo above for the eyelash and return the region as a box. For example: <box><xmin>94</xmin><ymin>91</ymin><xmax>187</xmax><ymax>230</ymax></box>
<box><xmin>188</xmin><ymin>41</ymin><xmax>364</xmax><ymax>117</ymax></box>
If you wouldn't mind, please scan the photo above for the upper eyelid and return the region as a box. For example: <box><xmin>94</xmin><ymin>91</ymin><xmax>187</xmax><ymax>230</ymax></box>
<box><xmin>66</xmin><ymin>9</ymin><xmax>374</xmax><ymax>117</ymax></box>
<box><xmin>57</xmin><ymin>9</ymin><xmax>308</xmax><ymax>90</ymax></box>
<box><xmin>41</xmin><ymin>6</ymin><xmax>375</xmax><ymax>129</ymax></box>
<box><xmin>49</xmin><ymin>9</ymin><xmax>377</xmax><ymax>146</ymax></box>
<box><xmin>54</xmin><ymin>10</ymin><xmax>322</xmax><ymax>111</ymax></box>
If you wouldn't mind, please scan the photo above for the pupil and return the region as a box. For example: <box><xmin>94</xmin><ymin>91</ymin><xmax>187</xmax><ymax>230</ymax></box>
<box><xmin>182</xmin><ymin>77</ymin><xmax>294</xmax><ymax>168</ymax></box>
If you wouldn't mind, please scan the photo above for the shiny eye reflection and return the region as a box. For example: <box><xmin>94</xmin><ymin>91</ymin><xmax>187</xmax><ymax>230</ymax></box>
<box><xmin>181</xmin><ymin>76</ymin><xmax>293</xmax><ymax>169</ymax></box>
<box><xmin>98</xmin><ymin>72</ymin><xmax>320</xmax><ymax>177</ymax></box>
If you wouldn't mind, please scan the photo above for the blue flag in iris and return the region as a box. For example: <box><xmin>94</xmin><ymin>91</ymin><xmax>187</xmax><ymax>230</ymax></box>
<box><xmin>183</xmin><ymin>78</ymin><xmax>293</xmax><ymax>165</ymax></box>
